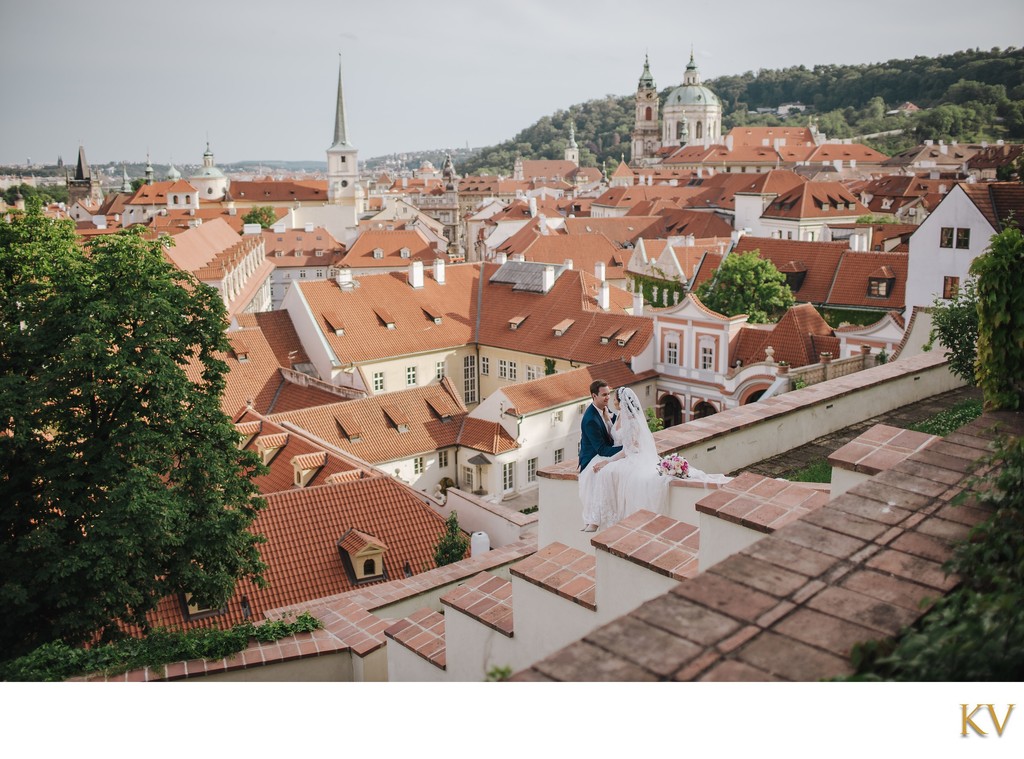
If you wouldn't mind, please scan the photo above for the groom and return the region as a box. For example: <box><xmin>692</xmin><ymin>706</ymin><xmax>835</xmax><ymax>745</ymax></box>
<box><xmin>578</xmin><ymin>379</ymin><xmax>622</xmax><ymax>474</ymax></box>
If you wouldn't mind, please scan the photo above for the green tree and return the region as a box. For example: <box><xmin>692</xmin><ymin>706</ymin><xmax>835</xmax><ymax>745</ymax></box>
<box><xmin>926</xmin><ymin>278</ymin><xmax>979</xmax><ymax>386</ymax></box>
<box><xmin>0</xmin><ymin>202</ymin><xmax>267</xmax><ymax>660</ymax></box>
<box><xmin>971</xmin><ymin>222</ymin><xmax>1024</xmax><ymax>410</ymax></box>
<box><xmin>433</xmin><ymin>511</ymin><xmax>469</xmax><ymax>567</ymax></box>
<box><xmin>695</xmin><ymin>250</ymin><xmax>795</xmax><ymax>323</ymax></box>
<box><xmin>242</xmin><ymin>205</ymin><xmax>278</xmax><ymax>229</ymax></box>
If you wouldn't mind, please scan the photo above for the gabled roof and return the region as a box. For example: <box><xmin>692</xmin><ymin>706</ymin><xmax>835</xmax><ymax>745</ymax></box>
<box><xmin>342</xmin><ymin>228</ymin><xmax>444</xmax><ymax>267</ymax></box>
<box><xmin>959</xmin><ymin>181</ymin><xmax>1024</xmax><ymax>231</ymax></box>
<box><xmin>143</xmin><ymin>468</ymin><xmax>447</xmax><ymax>632</ymax></box>
<box><xmin>562</xmin><ymin>216</ymin><xmax>663</xmax><ymax>247</ymax></box>
<box><xmin>826</xmin><ymin>251</ymin><xmax>908</xmax><ymax>310</ymax></box>
<box><xmin>731</xmin><ymin>237</ymin><xmax>848</xmax><ymax>303</ymax></box>
<box><xmin>726</xmin><ymin>126</ymin><xmax>817</xmax><ymax>148</ymax></box>
<box><xmin>267</xmin><ymin>379</ymin><xmax>468</xmax><ymax>464</ymax></box>
<box><xmin>227</xmin><ymin>179</ymin><xmax>328</xmax><ymax>203</ymax></box>
<box><xmin>656</xmin><ymin>208</ymin><xmax>733</xmax><ymax>238</ymax></box>
<box><xmin>498</xmin><ymin>360</ymin><xmax>658</xmax><ymax>416</ymax></box>
<box><xmin>686</xmin><ymin>170</ymin><xmax>806</xmax><ymax>212</ymax></box>
<box><xmin>590</xmin><ymin>185</ymin><xmax>704</xmax><ymax>209</ymax></box>
<box><xmin>761</xmin><ymin>182</ymin><xmax>867</xmax><ymax>220</ymax></box>
<box><xmin>517</xmin><ymin>233</ymin><xmax>625</xmax><ymax>274</ymax></box>
<box><xmin>732</xmin><ymin>303</ymin><xmax>838</xmax><ymax>368</ymax></box>
<box><xmin>161</xmin><ymin>217</ymin><xmax>243</xmax><ymax>273</ymax></box>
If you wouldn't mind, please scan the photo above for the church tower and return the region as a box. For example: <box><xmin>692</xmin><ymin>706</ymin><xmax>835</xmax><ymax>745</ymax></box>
<box><xmin>564</xmin><ymin>122</ymin><xmax>580</xmax><ymax>166</ymax></box>
<box><xmin>631</xmin><ymin>54</ymin><xmax>661</xmax><ymax>166</ymax></box>
<box><xmin>67</xmin><ymin>145</ymin><xmax>104</xmax><ymax>207</ymax></box>
<box><xmin>327</xmin><ymin>58</ymin><xmax>359</xmax><ymax>209</ymax></box>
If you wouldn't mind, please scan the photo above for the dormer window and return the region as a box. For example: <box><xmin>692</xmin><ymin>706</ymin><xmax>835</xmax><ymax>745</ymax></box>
<box><xmin>292</xmin><ymin>451</ymin><xmax>326</xmax><ymax>487</ymax></box>
<box><xmin>255</xmin><ymin>433</ymin><xmax>288</xmax><ymax>464</ymax></box>
<box><xmin>234</xmin><ymin>420</ymin><xmax>261</xmax><ymax>449</ymax></box>
<box><xmin>868</xmin><ymin>277</ymin><xmax>893</xmax><ymax>297</ymax></box>
<box><xmin>400</xmin><ymin>247</ymin><xmax>411</xmax><ymax>259</ymax></box>
<box><xmin>616</xmin><ymin>329</ymin><xmax>636</xmax><ymax>347</ymax></box>
<box><xmin>553</xmin><ymin>318</ymin><xmax>574</xmax><ymax>336</ymax></box>
<box><xmin>600</xmin><ymin>327</ymin><xmax>618</xmax><ymax>344</ymax></box>
<box><xmin>324</xmin><ymin>312</ymin><xmax>345</xmax><ymax>336</ymax></box>
<box><xmin>509</xmin><ymin>315</ymin><xmax>528</xmax><ymax>330</ymax></box>
<box><xmin>179</xmin><ymin>592</ymin><xmax>226</xmax><ymax>622</ymax></box>
<box><xmin>373</xmin><ymin>248</ymin><xmax>384</xmax><ymax>259</ymax></box>
<box><xmin>337</xmin><ymin>529</ymin><xmax>388</xmax><ymax>584</ymax></box>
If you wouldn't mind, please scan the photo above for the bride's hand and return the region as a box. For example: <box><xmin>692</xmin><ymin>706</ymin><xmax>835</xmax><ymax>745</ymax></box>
<box><xmin>593</xmin><ymin>461</ymin><xmax>605</xmax><ymax>473</ymax></box>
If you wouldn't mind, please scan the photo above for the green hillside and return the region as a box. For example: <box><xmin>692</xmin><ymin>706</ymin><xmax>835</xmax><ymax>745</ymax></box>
<box><xmin>457</xmin><ymin>47</ymin><xmax>1024</xmax><ymax>176</ymax></box>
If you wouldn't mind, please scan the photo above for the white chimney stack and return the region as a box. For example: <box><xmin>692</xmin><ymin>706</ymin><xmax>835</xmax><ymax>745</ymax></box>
<box><xmin>336</xmin><ymin>268</ymin><xmax>353</xmax><ymax>287</ymax></box>
<box><xmin>542</xmin><ymin>265</ymin><xmax>555</xmax><ymax>293</ymax></box>
<box><xmin>496</xmin><ymin>252</ymin><xmax>507</xmax><ymax>264</ymax></box>
<box><xmin>725</xmin><ymin>134</ymin><xmax>734</xmax><ymax>151</ymax></box>
<box><xmin>242</xmin><ymin>223</ymin><xmax>262</xmax><ymax>235</ymax></box>
<box><xmin>434</xmin><ymin>258</ymin><xmax>446</xmax><ymax>285</ymax></box>
<box><xmin>595</xmin><ymin>261</ymin><xmax>606</xmax><ymax>281</ymax></box>
<box><xmin>632</xmin><ymin>290</ymin><xmax>644</xmax><ymax>317</ymax></box>
<box><xmin>409</xmin><ymin>260</ymin><xmax>424</xmax><ymax>289</ymax></box>
<box><xmin>529</xmin><ymin>197</ymin><xmax>537</xmax><ymax>217</ymax></box>
<box><xmin>563</xmin><ymin>258</ymin><xmax>573</xmax><ymax>270</ymax></box>
<box><xmin>599</xmin><ymin>281</ymin><xmax>610</xmax><ymax>310</ymax></box>
<box><xmin>538</xmin><ymin>214</ymin><xmax>547</xmax><ymax>235</ymax></box>
<box><xmin>304</xmin><ymin>223</ymin><xmax>315</xmax><ymax>233</ymax></box>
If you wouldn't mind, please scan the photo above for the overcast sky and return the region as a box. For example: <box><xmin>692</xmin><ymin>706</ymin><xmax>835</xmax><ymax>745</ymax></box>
<box><xmin>2</xmin><ymin>0</ymin><xmax>1022</xmax><ymax>168</ymax></box>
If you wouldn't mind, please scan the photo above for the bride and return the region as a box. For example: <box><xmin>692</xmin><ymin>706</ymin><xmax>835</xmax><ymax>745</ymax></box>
<box><xmin>580</xmin><ymin>387</ymin><xmax>729</xmax><ymax>532</ymax></box>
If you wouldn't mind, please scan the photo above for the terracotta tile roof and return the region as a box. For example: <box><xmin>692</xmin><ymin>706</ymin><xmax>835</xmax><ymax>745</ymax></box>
<box><xmin>591</xmin><ymin>185</ymin><xmax>704</xmax><ymax>210</ymax></box>
<box><xmin>518</xmin><ymin>233</ymin><xmax>625</xmax><ymax>274</ymax></box>
<box><xmin>267</xmin><ymin>380</ymin><xmax>468</xmax><ymax>464</ymax></box>
<box><xmin>726</xmin><ymin>126</ymin><xmax>817</xmax><ymax>148</ymax></box>
<box><xmin>733</xmin><ymin>236</ymin><xmax>847</xmax><ymax>304</ymax></box>
<box><xmin>144</xmin><ymin>474</ymin><xmax>448</xmax><ymax>633</ymax></box>
<box><xmin>457</xmin><ymin>175</ymin><xmax>531</xmax><ymax>196</ymax></box>
<box><xmin>498</xmin><ymin>360</ymin><xmax>656</xmax><ymax>416</ymax></box>
<box><xmin>298</xmin><ymin>266</ymin><xmax>477</xmax><ymax>363</ymax></box>
<box><xmin>126</xmin><ymin>180</ymin><xmax>177</xmax><ymax>205</ymax></box>
<box><xmin>960</xmin><ymin>181</ymin><xmax>1024</xmax><ymax>231</ymax></box>
<box><xmin>656</xmin><ymin>208</ymin><xmax>733</xmax><ymax>238</ymax></box>
<box><xmin>149</xmin><ymin>207</ymin><xmax>271</xmax><ymax>235</ymax></box>
<box><xmin>520</xmin><ymin>159</ymin><xmax>581</xmax><ymax>181</ymax></box>
<box><xmin>802</xmin><ymin>143</ymin><xmax>889</xmax><ymax>165</ymax></box>
<box><xmin>161</xmin><ymin>217</ymin><xmax>243</xmax><ymax>274</ymax></box>
<box><xmin>457</xmin><ymin>417</ymin><xmax>518</xmax><ymax>454</ymax></box>
<box><xmin>686</xmin><ymin>170</ymin><xmax>806</xmax><ymax>212</ymax></box>
<box><xmin>342</xmin><ymin>228</ymin><xmax>446</xmax><ymax>268</ymax></box>
<box><xmin>298</xmin><ymin>262</ymin><xmax>652</xmax><ymax>367</ymax></box>
<box><xmin>440</xmin><ymin>572</ymin><xmax>514</xmax><ymax>637</ymax></box>
<box><xmin>235</xmin><ymin>412</ymin><xmax>366</xmax><ymax>493</ymax></box>
<box><xmin>762</xmin><ymin>182</ymin><xmax>867</xmax><ymax>220</ymax></box>
<box><xmin>234</xmin><ymin>310</ymin><xmax>310</xmax><ymax>368</ymax></box>
<box><xmin>477</xmin><ymin>265</ymin><xmax>653</xmax><ymax>363</ymax></box>
<box><xmin>562</xmin><ymin>216</ymin><xmax>663</xmax><ymax>246</ymax></box>
<box><xmin>966</xmin><ymin>143</ymin><xmax>1023</xmax><ymax>170</ymax></box>
<box><xmin>263</xmin><ymin>226</ymin><xmax>345</xmax><ymax>268</ymax></box>
<box><xmin>227</xmin><ymin>179</ymin><xmax>328</xmax><ymax>203</ymax></box>
<box><xmin>732</xmin><ymin>303</ymin><xmax>839</xmax><ymax>367</ymax></box>
<box><xmin>825</xmin><ymin>251</ymin><xmax>908</xmax><ymax>310</ymax></box>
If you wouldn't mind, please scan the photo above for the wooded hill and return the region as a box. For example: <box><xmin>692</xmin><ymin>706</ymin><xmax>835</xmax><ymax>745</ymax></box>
<box><xmin>457</xmin><ymin>47</ymin><xmax>1024</xmax><ymax>176</ymax></box>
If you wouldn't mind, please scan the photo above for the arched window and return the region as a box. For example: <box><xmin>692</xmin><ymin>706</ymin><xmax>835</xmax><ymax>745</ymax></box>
<box><xmin>172</xmin><ymin>195</ymin><xmax>179</xmax><ymax>204</ymax></box>
<box><xmin>693</xmin><ymin>401</ymin><xmax>717</xmax><ymax>419</ymax></box>
<box><xmin>695</xmin><ymin>122</ymin><xmax>704</xmax><ymax>139</ymax></box>
<box><xmin>362</xmin><ymin>558</ymin><xmax>376</xmax><ymax>575</ymax></box>
<box><xmin>644</xmin><ymin>106</ymin><xmax>652</xmax><ymax>121</ymax></box>
<box><xmin>207</xmin><ymin>187</ymin><xmax>213</xmax><ymax>194</ymax></box>
<box><xmin>185</xmin><ymin>195</ymin><xmax>191</xmax><ymax>204</ymax></box>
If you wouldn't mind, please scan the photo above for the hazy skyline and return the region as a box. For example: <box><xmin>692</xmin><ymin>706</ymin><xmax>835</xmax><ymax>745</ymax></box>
<box><xmin>2</xmin><ymin>0</ymin><xmax>1022</xmax><ymax>168</ymax></box>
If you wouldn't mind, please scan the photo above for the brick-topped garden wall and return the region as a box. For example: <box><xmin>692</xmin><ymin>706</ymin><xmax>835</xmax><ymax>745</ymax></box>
<box><xmin>512</xmin><ymin>410</ymin><xmax>1021</xmax><ymax>681</ymax></box>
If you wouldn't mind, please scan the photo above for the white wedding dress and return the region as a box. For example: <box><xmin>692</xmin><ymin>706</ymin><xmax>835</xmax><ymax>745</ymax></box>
<box><xmin>580</xmin><ymin>388</ymin><xmax>731</xmax><ymax>529</ymax></box>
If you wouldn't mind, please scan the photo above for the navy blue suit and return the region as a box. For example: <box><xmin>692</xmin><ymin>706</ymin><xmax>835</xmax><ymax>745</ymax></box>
<box><xmin>578</xmin><ymin>403</ymin><xmax>622</xmax><ymax>472</ymax></box>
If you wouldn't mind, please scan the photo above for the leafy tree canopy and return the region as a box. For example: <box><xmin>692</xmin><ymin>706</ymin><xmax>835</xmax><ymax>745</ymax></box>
<box><xmin>433</xmin><ymin>511</ymin><xmax>469</xmax><ymax>567</ymax></box>
<box><xmin>0</xmin><ymin>202</ymin><xmax>267</xmax><ymax>660</ymax></box>
<box><xmin>242</xmin><ymin>205</ymin><xmax>278</xmax><ymax>229</ymax></box>
<box><xmin>695</xmin><ymin>250</ymin><xmax>795</xmax><ymax>323</ymax></box>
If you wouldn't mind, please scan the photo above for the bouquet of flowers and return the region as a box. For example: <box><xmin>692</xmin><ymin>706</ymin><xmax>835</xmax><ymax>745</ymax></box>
<box><xmin>658</xmin><ymin>453</ymin><xmax>690</xmax><ymax>479</ymax></box>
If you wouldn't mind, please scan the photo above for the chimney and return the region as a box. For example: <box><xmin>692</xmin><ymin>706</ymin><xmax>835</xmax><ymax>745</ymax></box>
<box><xmin>511</xmin><ymin>252</ymin><xmax>524</xmax><ymax>262</ymax></box>
<box><xmin>434</xmin><ymin>258</ymin><xmax>446</xmax><ymax>285</ymax></box>
<box><xmin>542</xmin><ymin>265</ymin><xmax>555</xmax><ymax>293</ymax></box>
<box><xmin>528</xmin><ymin>197</ymin><xmax>537</xmax><ymax>217</ymax></box>
<box><xmin>632</xmin><ymin>290</ymin><xmax>644</xmax><ymax>317</ymax></box>
<box><xmin>538</xmin><ymin>214</ymin><xmax>547</xmax><ymax>235</ymax></box>
<box><xmin>595</xmin><ymin>261</ymin><xmax>606</xmax><ymax>281</ymax></box>
<box><xmin>409</xmin><ymin>260</ymin><xmax>424</xmax><ymax>289</ymax></box>
<box><xmin>834</xmin><ymin>159</ymin><xmax>842</xmax><ymax>171</ymax></box>
<box><xmin>599</xmin><ymin>281</ymin><xmax>610</xmax><ymax>310</ymax></box>
<box><xmin>242</xmin><ymin>223</ymin><xmax>262</xmax><ymax>235</ymax></box>
<box><xmin>563</xmin><ymin>258</ymin><xmax>573</xmax><ymax>270</ymax></box>
<box><xmin>304</xmin><ymin>222</ymin><xmax>315</xmax><ymax>233</ymax></box>
<box><xmin>272</xmin><ymin>221</ymin><xmax>286</xmax><ymax>234</ymax></box>
<box><xmin>336</xmin><ymin>268</ymin><xmax>353</xmax><ymax>287</ymax></box>
<box><xmin>725</xmin><ymin>134</ymin><xmax>734</xmax><ymax>151</ymax></box>
<box><xmin>496</xmin><ymin>252</ymin><xmax>507</xmax><ymax>264</ymax></box>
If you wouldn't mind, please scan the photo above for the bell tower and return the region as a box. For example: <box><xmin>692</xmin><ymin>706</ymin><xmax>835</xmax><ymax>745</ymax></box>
<box><xmin>327</xmin><ymin>57</ymin><xmax>359</xmax><ymax>208</ymax></box>
<box><xmin>631</xmin><ymin>54</ymin><xmax>660</xmax><ymax>166</ymax></box>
